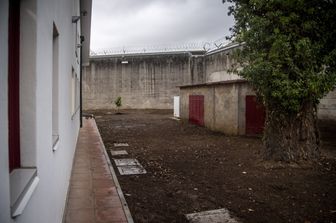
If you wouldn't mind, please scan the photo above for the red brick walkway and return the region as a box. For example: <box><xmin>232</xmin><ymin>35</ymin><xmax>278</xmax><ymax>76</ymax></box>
<box><xmin>64</xmin><ymin>119</ymin><xmax>132</xmax><ymax>223</ymax></box>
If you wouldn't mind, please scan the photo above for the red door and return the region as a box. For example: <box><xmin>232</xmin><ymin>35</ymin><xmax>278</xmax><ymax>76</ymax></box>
<box><xmin>246</xmin><ymin>95</ymin><xmax>265</xmax><ymax>135</ymax></box>
<box><xmin>189</xmin><ymin>95</ymin><xmax>204</xmax><ymax>126</ymax></box>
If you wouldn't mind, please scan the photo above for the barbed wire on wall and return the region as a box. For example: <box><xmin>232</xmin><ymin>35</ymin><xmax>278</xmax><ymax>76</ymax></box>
<box><xmin>90</xmin><ymin>37</ymin><xmax>231</xmax><ymax>56</ymax></box>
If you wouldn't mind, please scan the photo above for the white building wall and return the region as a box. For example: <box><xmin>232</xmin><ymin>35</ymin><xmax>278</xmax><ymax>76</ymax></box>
<box><xmin>0</xmin><ymin>1</ymin><xmax>12</xmax><ymax>222</ymax></box>
<box><xmin>1</xmin><ymin>0</ymin><xmax>84</xmax><ymax>222</ymax></box>
<box><xmin>15</xmin><ymin>0</ymin><xmax>81</xmax><ymax>222</ymax></box>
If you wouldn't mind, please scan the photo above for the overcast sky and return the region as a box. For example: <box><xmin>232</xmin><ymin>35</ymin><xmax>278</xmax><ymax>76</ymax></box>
<box><xmin>90</xmin><ymin>0</ymin><xmax>234</xmax><ymax>51</ymax></box>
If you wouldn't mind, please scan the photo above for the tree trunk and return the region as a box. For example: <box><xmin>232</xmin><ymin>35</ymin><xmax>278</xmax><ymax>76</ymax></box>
<box><xmin>263</xmin><ymin>102</ymin><xmax>320</xmax><ymax>161</ymax></box>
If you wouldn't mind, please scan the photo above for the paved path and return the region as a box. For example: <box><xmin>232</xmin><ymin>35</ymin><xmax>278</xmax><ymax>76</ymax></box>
<box><xmin>64</xmin><ymin>119</ymin><xmax>132</xmax><ymax>223</ymax></box>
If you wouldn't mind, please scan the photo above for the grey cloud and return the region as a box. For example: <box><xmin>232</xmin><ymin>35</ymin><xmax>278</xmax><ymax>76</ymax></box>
<box><xmin>91</xmin><ymin>0</ymin><xmax>234</xmax><ymax>51</ymax></box>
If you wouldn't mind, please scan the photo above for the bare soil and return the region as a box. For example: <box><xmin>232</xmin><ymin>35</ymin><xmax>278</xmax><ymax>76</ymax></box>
<box><xmin>91</xmin><ymin>109</ymin><xmax>336</xmax><ymax>223</ymax></box>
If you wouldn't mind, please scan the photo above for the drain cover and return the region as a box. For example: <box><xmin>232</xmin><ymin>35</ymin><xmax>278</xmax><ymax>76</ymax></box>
<box><xmin>110</xmin><ymin>150</ymin><xmax>128</xmax><ymax>156</ymax></box>
<box><xmin>117</xmin><ymin>165</ymin><xmax>147</xmax><ymax>175</ymax></box>
<box><xmin>185</xmin><ymin>208</ymin><xmax>240</xmax><ymax>223</ymax></box>
<box><xmin>114</xmin><ymin>158</ymin><xmax>140</xmax><ymax>166</ymax></box>
<box><xmin>114</xmin><ymin>143</ymin><xmax>129</xmax><ymax>147</ymax></box>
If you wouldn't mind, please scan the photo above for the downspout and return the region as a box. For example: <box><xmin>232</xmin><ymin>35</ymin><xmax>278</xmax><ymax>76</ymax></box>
<box><xmin>80</xmin><ymin>35</ymin><xmax>84</xmax><ymax>127</ymax></box>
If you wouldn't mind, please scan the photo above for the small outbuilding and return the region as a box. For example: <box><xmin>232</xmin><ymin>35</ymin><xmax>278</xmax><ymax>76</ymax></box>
<box><xmin>179</xmin><ymin>80</ymin><xmax>265</xmax><ymax>135</ymax></box>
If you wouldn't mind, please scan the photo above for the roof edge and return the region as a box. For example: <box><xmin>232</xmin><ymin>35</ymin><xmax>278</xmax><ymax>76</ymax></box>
<box><xmin>179</xmin><ymin>79</ymin><xmax>247</xmax><ymax>88</ymax></box>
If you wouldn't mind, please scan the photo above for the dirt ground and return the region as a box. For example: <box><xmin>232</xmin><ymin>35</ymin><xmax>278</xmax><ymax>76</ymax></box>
<box><xmin>91</xmin><ymin>109</ymin><xmax>336</xmax><ymax>223</ymax></box>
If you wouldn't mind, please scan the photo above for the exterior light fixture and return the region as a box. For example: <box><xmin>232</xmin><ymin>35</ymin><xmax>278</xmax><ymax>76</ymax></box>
<box><xmin>121</xmin><ymin>61</ymin><xmax>128</xmax><ymax>64</ymax></box>
<box><xmin>72</xmin><ymin>16</ymin><xmax>80</xmax><ymax>23</ymax></box>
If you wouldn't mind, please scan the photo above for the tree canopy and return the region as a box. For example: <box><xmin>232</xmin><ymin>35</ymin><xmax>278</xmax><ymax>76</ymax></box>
<box><xmin>226</xmin><ymin>0</ymin><xmax>336</xmax><ymax>114</ymax></box>
<box><xmin>224</xmin><ymin>0</ymin><xmax>336</xmax><ymax>161</ymax></box>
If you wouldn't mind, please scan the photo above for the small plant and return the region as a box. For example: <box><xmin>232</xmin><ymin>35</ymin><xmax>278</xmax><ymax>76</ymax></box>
<box><xmin>114</xmin><ymin>96</ymin><xmax>122</xmax><ymax>114</ymax></box>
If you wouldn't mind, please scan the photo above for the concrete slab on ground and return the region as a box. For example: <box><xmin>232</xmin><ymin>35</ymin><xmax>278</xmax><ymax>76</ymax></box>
<box><xmin>114</xmin><ymin>124</ymin><xmax>146</xmax><ymax>129</ymax></box>
<box><xmin>117</xmin><ymin>165</ymin><xmax>147</xmax><ymax>175</ymax></box>
<box><xmin>110</xmin><ymin>150</ymin><xmax>128</xmax><ymax>156</ymax></box>
<box><xmin>185</xmin><ymin>208</ymin><xmax>240</xmax><ymax>223</ymax></box>
<box><xmin>114</xmin><ymin>143</ymin><xmax>129</xmax><ymax>147</ymax></box>
<box><xmin>169</xmin><ymin>117</ymin><xmax>180</xmax><ymax>121</ymax></box>
<box><xmin>114</xmin><ymin>158</ymin><xmax>140</xmax><ymax>166</ymax></box>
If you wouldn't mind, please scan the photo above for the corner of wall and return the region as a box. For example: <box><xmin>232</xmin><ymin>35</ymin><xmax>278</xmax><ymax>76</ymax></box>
<box><xmin>0</xmin><ymin>0</ymin><xmax>12</xmax><ymax>222</ymax></box>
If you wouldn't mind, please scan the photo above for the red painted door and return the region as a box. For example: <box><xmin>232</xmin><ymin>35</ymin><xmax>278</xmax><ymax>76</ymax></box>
<box><xmin>8</xmin><ymin>0</ymin><xmax>21</xmax><ymax>172</ymax></box>
<box><xmin>189</xmin><ymin>95</ymin><xmax>204</xmax><ymax>126</ymax></box>
<box><xmin>246</xmin><ymin>95</ymin><xmax>265</xmax><ymax>135</ymax></box>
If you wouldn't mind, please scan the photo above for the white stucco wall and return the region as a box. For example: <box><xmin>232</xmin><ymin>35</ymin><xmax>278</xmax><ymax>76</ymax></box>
<box><xmin>1</xmin><ymin>0</ymin><xmax>83</xmax><ymax>222</ymax></box>
<box><xmin>0</xmin><ymin>1</ymin><xmax>12</xmax><ymax>223</ymax></box>
<box><xmin>14</xmin><ymin>0</ymin><xmax>81</xmax><ymax>222</ymax></box>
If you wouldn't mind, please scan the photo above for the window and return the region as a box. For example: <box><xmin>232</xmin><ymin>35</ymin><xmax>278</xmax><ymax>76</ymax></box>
<box><xmin>8</xmin><ymin>0</ymin><xmax>21</xmax><ymax>172</ymax></box>
<box><xmin>52</xmin><ymin>23</ymin><xmax>59</xmax><ymax>150</ymax></box>
<box><xmin>8</xmin><ymin>0</ymin><xmax>39</xmax><ymax>217</ymax></box>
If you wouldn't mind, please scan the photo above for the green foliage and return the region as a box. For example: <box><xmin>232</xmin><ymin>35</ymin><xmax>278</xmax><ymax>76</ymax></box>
<box><xmin>114</xmin><ymin>96</ymin><xmax>122</xmax><ymax>108</ymax></box>
<box><xmin>225</xmin><ymin>0</ymin><xmax>336</xmax><ymax>114</ymax></box>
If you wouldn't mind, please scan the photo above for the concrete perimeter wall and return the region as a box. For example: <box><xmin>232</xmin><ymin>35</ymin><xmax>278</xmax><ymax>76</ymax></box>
<box><xmin>83</xmin><ymin>45</ymin><xmax>335</xmax><ymax>120</ymax></box>
<box><xmin>318</xmin><ymin>89</ymin><xmax>336</xmax><ymax>120</ymax></box>
<box><xmin>83</xmin><ymin>45</ymin><xmax>240</xmax><ymax>110</ymax></box>
<box><xmin>204</xmin><ymin>46</ymin><xmax>243</xmax><ymax>83</ymax></box>
<box><xmin>83</xmin><ymin>53</ymin><xmax>205</xmax><ymax>109</ymax></box>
